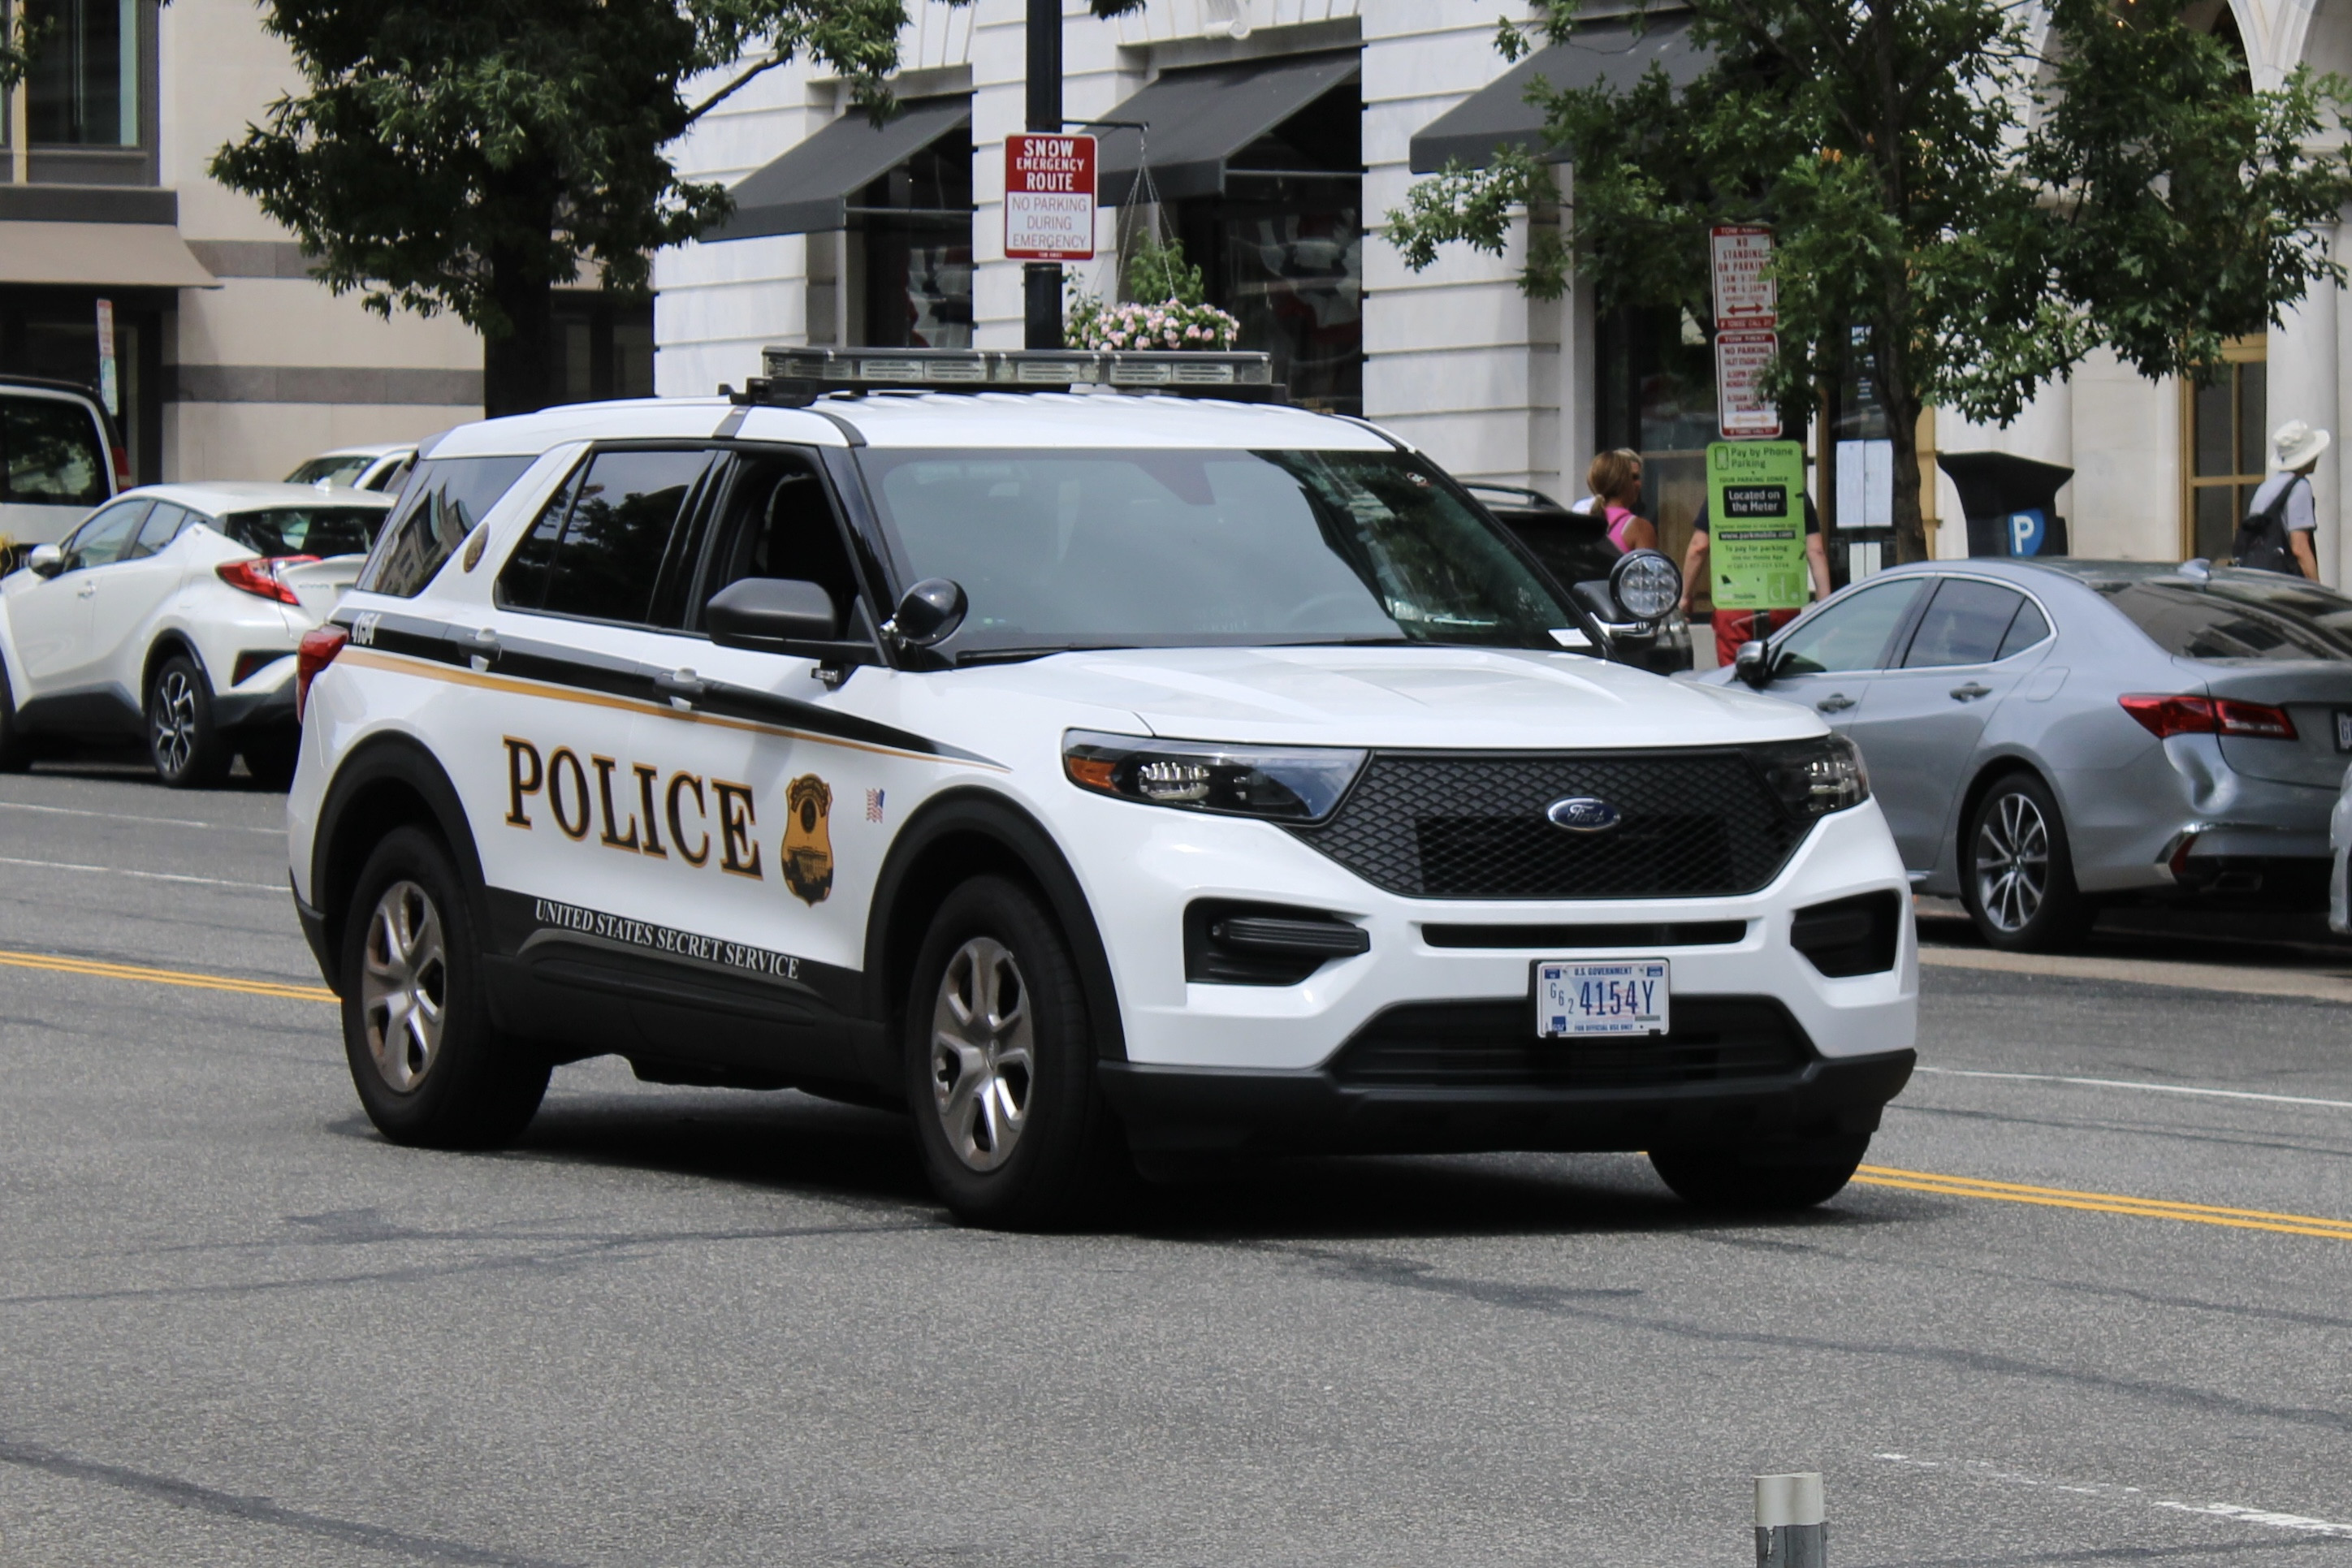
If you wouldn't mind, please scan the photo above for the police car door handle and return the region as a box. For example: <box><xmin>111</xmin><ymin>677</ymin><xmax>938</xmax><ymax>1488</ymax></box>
<box><xmin>1815</xmin><ymin>693</ymin><xmax>1855</xmax><ymax>713</ymax></box>
<box><xmin>1949</xmin><ymin>682</ymin><xmax>1992</xmax><ymax>702</ymax></box>
<box><xmin>654</xmin><ymin>668</ymin><xmax>707</xmax><ymax>707</ymax></box>
<box><xmin>75</xmin><ymin>581</ymin><xmax>97</xmax><ymax>598</ymax></box>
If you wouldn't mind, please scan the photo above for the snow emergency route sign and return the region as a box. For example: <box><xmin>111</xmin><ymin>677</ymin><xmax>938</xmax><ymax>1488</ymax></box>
<box><xmin>1005</xmin><ymin>133</ymin><xmax>1097</xmax><ymax>262</ymax></box>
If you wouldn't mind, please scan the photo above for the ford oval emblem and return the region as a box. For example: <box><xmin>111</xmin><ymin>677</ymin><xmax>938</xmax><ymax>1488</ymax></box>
<box><xmin>1546</xmin><ymin>797</ymin><xmax>1623</xmax><ymax>834</ymax></box>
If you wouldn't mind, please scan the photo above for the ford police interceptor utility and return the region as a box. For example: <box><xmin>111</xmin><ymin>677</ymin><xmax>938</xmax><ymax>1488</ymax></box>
<box><xmin>287</xmin><ymin>348</ymin><xmax>1917</xmax><ymax>1229</ymax></box>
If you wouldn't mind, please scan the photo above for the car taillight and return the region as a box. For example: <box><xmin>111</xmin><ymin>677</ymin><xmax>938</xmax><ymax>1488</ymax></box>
<box><xmin>216</xmin><ymin>555</ymin><xmax>321</xmax><ymax>606</ymax></box>
<box><xmin>110</xmin><ymin>444</ymin><xmax>132</xmax><ymax>494</ymax></box>
<box><xmin>2119</xmin><ymin>693</ymin><xmax>2298</xmax><ymax>741</ymax></box>
<box><xmin>296</xmin><ymin>624</ymin><xmax>348</xmax><ymax>720</ymax></box>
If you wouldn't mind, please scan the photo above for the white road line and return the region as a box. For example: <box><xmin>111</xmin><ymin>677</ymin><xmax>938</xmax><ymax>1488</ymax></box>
<box><xmin>0</xmin><ymin>855</ymin><xmax>281</xmax><ymax>893</ymax></box>
<box><xmin>0</xmin><ymin>799</ymin><xmax>282</xmax><ymax>835</ymax></box>
<box><xmin>1875</xmin><ymin>1454</ymin><xmax>2352</xmax><ymax>1542</ymax></box>
<box><xmin>1913</xmin><ymin>1065</ymin><xmax>2352</xmax><ymax>1112</ymax></box>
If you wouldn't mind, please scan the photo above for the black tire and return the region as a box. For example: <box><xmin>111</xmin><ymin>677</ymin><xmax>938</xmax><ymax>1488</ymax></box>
<box><xmin>1961</xmin><ymin>771</ymin><xmax>2092</xmax><ymax>952</ymax></box>
<box><xmin>1649</xmin><ymin>1134</ymin><xmax>1871</xmax><ymax>1211</ymax></box>
<box><xmin>145</xmin><ymin>653</ymin><xmax>231</xmax><ymax>788</ymax></box>
<box><xmin>0</xmin><ymin>662</ymin><xmax>31</xmax><ymax>773</ymax></box>
<box><xmin>903</xmin><ymin>875</ymin><xmax>1130</xmax><ymax>1229</ymax></box>
<box><xmin>339</xmin><ymin>825</ymin><xmax>548</xmax><ymax>1148</ymax></box>
<box><xmin>240</xmin><ymin>732</ymin><xmax>300</xmax><ymax>790</ymax></box>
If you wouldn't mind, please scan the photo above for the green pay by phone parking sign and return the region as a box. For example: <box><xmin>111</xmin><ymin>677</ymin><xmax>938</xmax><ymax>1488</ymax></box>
<box><xmin>1706</xmin><ymin>441</ymin><xmax>1809</xmax><ymax>611</ymax></box>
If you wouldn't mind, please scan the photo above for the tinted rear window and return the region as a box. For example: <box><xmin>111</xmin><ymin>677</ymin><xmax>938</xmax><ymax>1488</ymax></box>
<box><xmin>2099</xmin><ymin>577</ymin><xmax>2352</xmax><ymax>663</ymax></box>
<box><xmin>355</xmin><ymin>455</ymin><xmax>536</xmax><ymax>598</ymax></box>
<box><xmin>498</xmin><ymin>449</ymin><xmax>711</xmax><ymax>624</ymax></box>
<box><xmin>2</xmin><ymin>395</ymin><xmax>108</xmax><ymax>507</ymax></box>
<box><xmin>223</xmin><ymin>507</ymin><xmax>386</xmax><ymax>558</ymax></box>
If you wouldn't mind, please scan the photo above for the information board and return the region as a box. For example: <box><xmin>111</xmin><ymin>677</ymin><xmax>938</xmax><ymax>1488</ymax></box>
<box><xmin>1005</xmin><ymin>133</ymin><xmax>1097</xmax><ymax>262</ymax></box>
<box><xmin>1707</xmin><ymin>441</ymin><xmax>1810</xmax><ymax>611</ymax></box>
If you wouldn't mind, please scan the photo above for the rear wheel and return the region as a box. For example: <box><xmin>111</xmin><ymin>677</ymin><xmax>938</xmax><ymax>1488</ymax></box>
<box><xmin>339</xmin><ymin>826</ymin><xmax>548</xmax><ymax>1148</ymax></box>
<box><xmin>146</xmin><ymin>654</ymin><xmax>229</xmax><ymax>788</ymax></box>
<box><xmin>904</xmin><ymin>875</ymin><xmax>1128</xmax><ymax>1229</ymax></box>
<box><xmin>1962</xmin><ymin>771</ymin><xmax>2092</xmax><ymax>952</ymax></box>
<box><xmin>0</xmin><ymin>663</ymin><xmax>31</xmax><ymax>772</ymax></box>
<box><xmin>1649</xmin><ymin>1134</ymin><xmax>1870</xmax><ymax>1211</ymax></box>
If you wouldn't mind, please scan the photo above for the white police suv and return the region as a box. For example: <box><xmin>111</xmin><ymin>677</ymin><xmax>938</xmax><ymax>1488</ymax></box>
<box><xmin>288</xmin><ymin>348</ymin><xmax>1916</xmax><ymax>1228</ymax></box>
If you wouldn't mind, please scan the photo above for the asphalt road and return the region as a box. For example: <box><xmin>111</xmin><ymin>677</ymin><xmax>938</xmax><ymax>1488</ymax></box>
<box><xmin>5</xmin><ymin>763</ymin><xmax>2352</xmax><ymax>1567</ymax></box>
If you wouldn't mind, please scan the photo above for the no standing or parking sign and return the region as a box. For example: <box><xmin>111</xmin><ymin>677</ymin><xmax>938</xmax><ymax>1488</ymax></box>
<box><xmin>1005</xmin><ymin>134</ymin><xmax>1097</xmax><ymax>262</ymax></box>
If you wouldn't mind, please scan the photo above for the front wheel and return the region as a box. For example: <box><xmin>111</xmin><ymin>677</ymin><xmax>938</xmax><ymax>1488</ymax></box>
<box><xmin>1649</xmin><ymin>1135</ymin><xmax>1871</xmax><ymax>1211</ymax></box>
<box><xmin>903</xmin><ymin>875</ymin><xmax>1128</xmax><ymax>1229</ymax></box>
<box><xmin>146</xmin><ymin>654</ymin><xmax>230</xmax><ymax>788</ymax></box>
<box><xmin>1962</xmin><ymin>771</ymin><xmax>2091</xmax><ymax>952</ymax></box>
<box><xmin>339</xmin><ymin>826</ymin><xmax>548</xmax><ymax>1148</ymax></box>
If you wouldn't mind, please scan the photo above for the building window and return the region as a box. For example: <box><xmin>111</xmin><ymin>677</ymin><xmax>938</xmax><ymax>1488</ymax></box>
<box><xmin>1595</xmin><ymin>304</ymin><xmax>1720</xmax><ymax>569</ymax></box>
<box><xmin>2181</xmin><ymin>339</ymin><xmax>2266</xmax><ymax>562</ymax></box>
<box><xmin>548</xmin><ymin>295</ymin><xmax>655</xmax><ymax>406</ymax></box>
<box><xmin>1174</xmin><ymin>79</ymin><xmax>1362</xmax><ymax>416</ymax></box>
<box><xmin>851</xmin><ymin>123</ymin><xmax>974</xmax><ymax>350</ymax></box>
<box><xmin>24</xmin><ymin>0</ymin><xmax>141</xmax><ymax>146</ymax></box>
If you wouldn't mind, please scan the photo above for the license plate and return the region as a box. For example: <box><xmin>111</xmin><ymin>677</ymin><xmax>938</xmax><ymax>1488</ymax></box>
<box><xmin>2336</xmin><ymin>710</ymin><xmax>2352</xmax><ymax>752</ymax></box>
<box><xmin>1535</xmin><ymin>959</ymin><xmax>1671</xmax><ymax>1038</ymax></box>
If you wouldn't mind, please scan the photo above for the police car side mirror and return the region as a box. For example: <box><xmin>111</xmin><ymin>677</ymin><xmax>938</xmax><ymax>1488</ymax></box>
<box><xmin>25</xmin><ymin>543</ymin><xmax>63</xmax><ymax>580</ymax></box>
<box><xmin>886</xmin><ymin>578</ymin><xmax>966</xmax><ymax>649</ymax></box>
<box><xmin>707</xmin><ymin>577</ymin><xmax>841</xmax><ymax>651</ymax></box>
<box><xmin>1733</xmin><ymin>639</ymin><xmax>1773</xmax><ymax>689</ymax></box>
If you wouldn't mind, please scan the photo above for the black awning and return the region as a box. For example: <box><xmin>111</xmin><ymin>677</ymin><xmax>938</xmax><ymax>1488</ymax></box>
<box><xmin>1408</xmin><ymin>12</ymin><xmax>1705</xmax><ymax>173</ymax></box>
<box><xmin>704</xmin><ymin>96</ymin><xmax>971</xmax><ymax>240</ymax></box>
<box><xmin>1090</xmin><ymin>50</ymin><xmax>1360</xmax><ymax>205</ymax></box>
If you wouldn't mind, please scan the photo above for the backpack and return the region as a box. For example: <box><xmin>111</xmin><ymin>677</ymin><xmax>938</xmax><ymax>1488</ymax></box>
<box><xmin>2233</xmin><ymin>477</ymin><xmax>2304</xmax><ymax>575</ymax></box>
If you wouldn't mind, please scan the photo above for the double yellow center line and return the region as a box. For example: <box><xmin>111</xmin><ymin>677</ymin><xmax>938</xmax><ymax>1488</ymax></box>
<box><xmin>1853</xmin><ymin>1165</ymin><xmax>2352</xmax><ymax>1242</ymax></box>
<box><xmin>5</xmin><ymin>945</ymin><xmax>2350</xmax><ymax>1244</ymax></box>
<box><xmin>0</xmin><ymin>947</ymin><xmax>337</xmax><ymax>1004</ymax></box>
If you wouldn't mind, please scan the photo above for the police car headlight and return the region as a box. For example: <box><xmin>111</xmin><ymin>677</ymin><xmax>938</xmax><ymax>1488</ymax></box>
<box><xmin>1609</xmin><ymin>550</ymin><xmax>1682</xmax><ymax>623</ymax></box>
<box><xmin>1063</xmin><ymin>732</ymin><xmax>1367</xmax><ymax>823</ymax></box>
<box><xmin>1753</xmin><ymin>735</ymin><xmax>1870</xmax><ymax>819</ymax></box>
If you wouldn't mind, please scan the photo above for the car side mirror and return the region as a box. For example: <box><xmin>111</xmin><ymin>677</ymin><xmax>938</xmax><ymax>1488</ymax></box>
<box><xmin>885</xmin><ymin>577</ymin><xmax>967</xmax><ymax>649</ymax></box>
<box><xmin>1733</xmin><ymin>638</ymin><xmax>1773</xmax><ymax>689</ymax></box>
<box><xmin>25</xmin><ymin>543</ymin><xmax>63</xmax><ymax>580</ymax></box>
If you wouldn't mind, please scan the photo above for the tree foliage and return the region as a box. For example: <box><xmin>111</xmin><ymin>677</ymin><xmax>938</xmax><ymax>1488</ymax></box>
<box><xmin>1386</xmin><ymin>0</ymin><xmax>2352</xmax><ymax>560</ymax></box>
<box><xmin>209</xmin><ymin>0</ymin><xmax>1147</xmax><ymax>414</ymax></box>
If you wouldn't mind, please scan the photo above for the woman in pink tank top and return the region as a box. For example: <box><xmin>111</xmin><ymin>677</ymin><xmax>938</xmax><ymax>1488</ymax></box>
<box><xmin>1587</xmin><ymin>448</ymin><xmax>1657</xmax><ymax>553</ymax></box>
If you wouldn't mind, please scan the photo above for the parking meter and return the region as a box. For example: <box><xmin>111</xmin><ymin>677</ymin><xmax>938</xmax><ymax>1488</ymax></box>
<box><xmin>1935</xmin><ymin>451</ymin><xmax>2073</xmax><ymax>558</ymax></box>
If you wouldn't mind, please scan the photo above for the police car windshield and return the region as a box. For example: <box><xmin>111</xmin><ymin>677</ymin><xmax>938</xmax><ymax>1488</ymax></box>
<box><xmin>862</xmin><ymin>448</ymin><xmax>1575</xmax><ymax>656</ymax></box>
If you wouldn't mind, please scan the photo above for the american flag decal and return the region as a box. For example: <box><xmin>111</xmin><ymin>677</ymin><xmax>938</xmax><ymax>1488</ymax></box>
<box><xmin>865</xmin><ymin>788</ymin><xmax>885</xmax><ymax>823</ymax></box>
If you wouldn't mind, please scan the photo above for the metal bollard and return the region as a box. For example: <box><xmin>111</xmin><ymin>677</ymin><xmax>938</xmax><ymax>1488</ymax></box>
<box><xmin>1755</xmin><ymin>1472</ymin><xmax>1826</xmax><ymax>1568</ymax></box>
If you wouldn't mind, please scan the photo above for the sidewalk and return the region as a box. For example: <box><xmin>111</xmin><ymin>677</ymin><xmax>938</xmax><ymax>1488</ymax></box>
<box><xmin>1913</xmin><ymin>896</ymin><xmax>2352</xmax><ymax>1001</ymax></box>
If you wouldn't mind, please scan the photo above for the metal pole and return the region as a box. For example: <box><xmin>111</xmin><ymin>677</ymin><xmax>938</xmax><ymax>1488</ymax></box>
<box><xmin>1755</xmin><ymin>1473</ymin><xmax>1826</xmax><ymax>1568</ymax></box>
<box><xmin>1023</xmin><ymin>0</ymin><xmax>1064</xmax><ymax>349</ymax></box>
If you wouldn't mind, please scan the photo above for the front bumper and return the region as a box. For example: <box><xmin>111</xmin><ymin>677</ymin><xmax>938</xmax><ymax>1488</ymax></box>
<box><xmin>1099</xmin><ymin>1043</ymin><xmax>1917</xmax><ymax>1156</ymax></box>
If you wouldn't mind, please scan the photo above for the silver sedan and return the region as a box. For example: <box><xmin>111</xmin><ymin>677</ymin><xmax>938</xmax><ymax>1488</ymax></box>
<box><xmin>1700</xmin><ymin>559</ymin><xmax>2352</xmax><ymax>949</ymax></box>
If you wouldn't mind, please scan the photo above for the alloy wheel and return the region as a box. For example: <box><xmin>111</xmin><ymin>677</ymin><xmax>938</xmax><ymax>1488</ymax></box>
<box><xmin>1974</xmin><ymin>790</ymin><xmax>2050</xmax><ymax>934</ymax></box>
<box><xmin>928</xmin><ymin>936</ymin><xmax>1035</xmax><ymax>1173</ymax></box>
<box><xmin>149</xmin><ymin>670</ymin><xmax>198</xmax><ymax>777</ymax></box>
<box><xmin>361</xmin><ymin>879</ymin><xmax>448</xmax><ymax>1093</ymax></box>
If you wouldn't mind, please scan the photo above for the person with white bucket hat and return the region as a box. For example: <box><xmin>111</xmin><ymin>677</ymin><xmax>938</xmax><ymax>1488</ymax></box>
<box><xmin>2236</xmin><ymin>421</ymin><xmax>2328</xmax><ymax>577</ymax></box>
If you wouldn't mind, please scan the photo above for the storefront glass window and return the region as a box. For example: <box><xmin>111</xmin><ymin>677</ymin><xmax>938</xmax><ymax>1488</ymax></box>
<box><xmin>25</xmin><ymin>0</ymin><xmax>140</xmax><ymax>146</ymax></box>
<box><xmin>2183</xmin><ymin>343</ymin><xmax>2266</xmax><ymax>562</ymax></box>
<box><xmin>1176</xmin><ymin>80</ymin><xmax>1363</xmax><ymax>415</ymax></box>
<box><xmin>854</xmin><ymin>124</ymin><xmax>975</xmax><ymax>351</ymax></box>
<box><xmin>1595</xmin><ymin>305</ymin><xmax>1718</xmax><ymax>563</ymax></box>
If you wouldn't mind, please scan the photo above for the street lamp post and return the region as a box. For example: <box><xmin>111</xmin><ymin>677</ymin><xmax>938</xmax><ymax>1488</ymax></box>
<box><xmin>1024</xmin><ymin>0</ymin><xmax>1063</xmax><ymax>349</ymax></box>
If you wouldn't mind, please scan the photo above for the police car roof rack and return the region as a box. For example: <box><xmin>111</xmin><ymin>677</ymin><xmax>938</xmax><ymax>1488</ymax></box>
<box><xmin>737</xmin><ymin>347</ymin><xmax>1286</xmax><ymax>408</ymax></box>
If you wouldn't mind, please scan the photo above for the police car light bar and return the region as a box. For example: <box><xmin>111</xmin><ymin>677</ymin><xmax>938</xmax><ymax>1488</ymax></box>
<box><xmin>748</xmin><ymin>347</ymin><xmax>1282</xmax><ymax>405</ymax></box>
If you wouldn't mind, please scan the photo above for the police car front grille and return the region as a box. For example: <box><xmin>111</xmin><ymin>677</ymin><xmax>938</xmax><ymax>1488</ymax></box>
<box><xmin>1330</xmin><ymin>997</ymin><xmax>1806</xmax><ymax>1091</ymax></box>
<box><xmin>1289</xmin><ymin>749</ymin><xmax>1806</xmax><ymax>900</ymax></box>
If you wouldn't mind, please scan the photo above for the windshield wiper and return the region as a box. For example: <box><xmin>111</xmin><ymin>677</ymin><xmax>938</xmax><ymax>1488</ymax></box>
<box><xmin>954</xmin><ymin>644</ymin><xmax>1133</xmax><ymax>667</ymax></box>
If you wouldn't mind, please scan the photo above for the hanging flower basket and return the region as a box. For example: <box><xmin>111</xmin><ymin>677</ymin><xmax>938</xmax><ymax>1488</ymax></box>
<box><xmin>1067</xmin><ymin>296</ymin><xmax>1242</xmax><ymax>353</ymax></box>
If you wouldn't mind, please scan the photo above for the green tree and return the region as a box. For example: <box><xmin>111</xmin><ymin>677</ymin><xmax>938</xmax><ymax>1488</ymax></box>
<box><xmin>1387</xmin><ymin>0</ymin><xmax>2352</xmax><ymax>562</ymax></box>
<box><xmin>211</xmin><ymin>0</ymin><xmax>1153</xmax><ymax>417</ymax></box>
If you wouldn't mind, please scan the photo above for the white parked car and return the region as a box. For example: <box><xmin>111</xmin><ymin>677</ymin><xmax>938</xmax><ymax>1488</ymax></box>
<box><xmin>289</xmin><ymin>351</ymin><xmax>1917</xmax><ymax>1227</ymax></box>
<box><xmin>0</xmin><ymin>482</ymin><xmax>392</xmax><ymax>787</ymax></box>
<box><xmin>285</xmin><ymin>443</ymin><xmax>417</xmax><ymax>494</ymax></box>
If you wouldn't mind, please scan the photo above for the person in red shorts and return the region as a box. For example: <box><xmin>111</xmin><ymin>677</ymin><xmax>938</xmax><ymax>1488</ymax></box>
<box><xmin>1679</xmin><ymin>494</ymin><xmax>1833</xmax><ymax>668</ymax></box>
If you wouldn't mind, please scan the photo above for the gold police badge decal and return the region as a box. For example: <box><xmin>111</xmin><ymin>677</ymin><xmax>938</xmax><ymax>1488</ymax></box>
<box><xmin>783</xmin><ymin>775</ymin><xmax>835</xmax><ymax>905</ymax></box>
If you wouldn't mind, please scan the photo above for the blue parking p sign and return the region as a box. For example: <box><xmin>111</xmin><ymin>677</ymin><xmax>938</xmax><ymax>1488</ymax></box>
<box><xmin>2007</xmin><ymin>508</ymin><xmax>2048</xmax><ymax>556</ymax></box>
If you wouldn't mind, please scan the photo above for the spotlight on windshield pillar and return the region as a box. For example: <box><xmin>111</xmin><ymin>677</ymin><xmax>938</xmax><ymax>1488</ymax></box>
<box><xmin>1756</xmin><ymin>1473</ymin><xmax>1826</xmax><ymax>1568</ymax></box>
